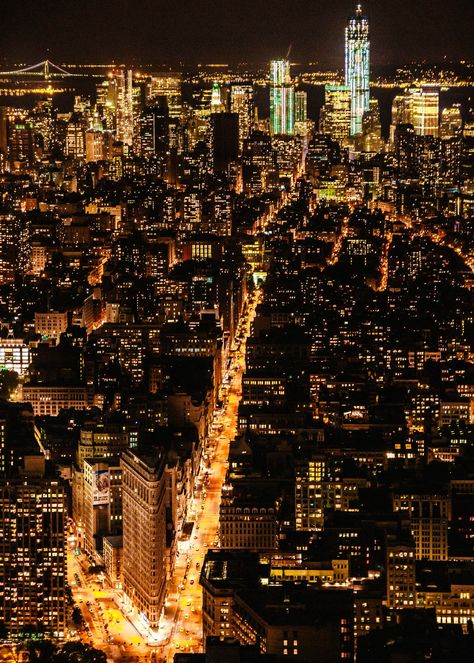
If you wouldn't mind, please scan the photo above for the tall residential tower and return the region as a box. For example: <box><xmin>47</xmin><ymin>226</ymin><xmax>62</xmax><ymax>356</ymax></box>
<box><xmin>345</xmin><ymin>4</ymin><xmax>370</xmax><ymax>136</ymax></box>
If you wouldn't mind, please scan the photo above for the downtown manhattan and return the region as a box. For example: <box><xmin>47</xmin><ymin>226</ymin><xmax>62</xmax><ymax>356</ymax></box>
<box><xmin>0</xmin><ymin>2</ymin><xmax>473</xmax><ymax>663</ymax></box>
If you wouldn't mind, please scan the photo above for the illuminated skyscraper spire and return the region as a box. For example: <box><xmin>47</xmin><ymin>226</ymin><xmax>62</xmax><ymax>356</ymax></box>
<box><xmin>345</xmin><ymin>4</ymin><xmax>370</xmax><ymax>136</ymax></box>
<box><xmin>211</xmin><ymin>81</ymin><xmax>224</xmax><ymax>112</ymax></box>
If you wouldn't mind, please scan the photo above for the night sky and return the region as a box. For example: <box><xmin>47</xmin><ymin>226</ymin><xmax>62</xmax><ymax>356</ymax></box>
<box><xmin>3</xmin><ymin>0</ymin><xmax>474</xmax><ymax>66</ymax></box>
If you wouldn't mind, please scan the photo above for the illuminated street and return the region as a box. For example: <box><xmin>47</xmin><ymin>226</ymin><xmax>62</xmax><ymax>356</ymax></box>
<box><xmin>68</xmin><ymin>288</ymin><xmax>263</xmax><ymax>662</ymax></box>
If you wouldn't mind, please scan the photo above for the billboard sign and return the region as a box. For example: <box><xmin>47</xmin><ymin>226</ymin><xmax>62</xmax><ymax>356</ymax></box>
<box><xmin>93</xmin><ymin>469</ymin><xmax>110</xmax><ymax>506</ymax></box>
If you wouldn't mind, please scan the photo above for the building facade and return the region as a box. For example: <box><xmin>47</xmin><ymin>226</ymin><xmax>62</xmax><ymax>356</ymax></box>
<box><xmin>345</xmin><ymin>5</ymin><xmax>370</xmax><ymax>136</ymax></box>
<box><xmin>121</xmin><ymin>448</ymin><xmax>167</xmax><ymax>632</ymax></box>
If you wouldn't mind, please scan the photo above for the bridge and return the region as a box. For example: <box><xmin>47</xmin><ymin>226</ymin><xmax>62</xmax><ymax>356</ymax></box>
<box><xmin>0</xmin><ymin>60</ymin><xmax>75</xmax><ymax>78</ymax></box>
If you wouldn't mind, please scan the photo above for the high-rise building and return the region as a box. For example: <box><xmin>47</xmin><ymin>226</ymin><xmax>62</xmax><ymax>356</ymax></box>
<box><xmin>139</xmin><ymin>99</ymin><xmax>170</xmax><ymax>160</ymax></box>
<box><xmin>294</xmin><ymin>90</ymin><xmax>308</xmax><ymax>136</ymax></box>
<box><xmin>9</xmin><ymin>117</ymin><xmax>35</xmax><ymax>165</ymax></box>
<box><xmin>242</xmin><ymin>130</ymin><xmax>276</xmax><ymax>194</ymax></box>
<box><xmin>295</xmin><ymin>90</ymin><xmax>307</xmax><ymax>124</ymax></box>
<box><xmin>361</xmin><ymin>98</ymin><xmax>383</xmax><ymax>153</ymax></box>
<box><xmin>345</xmin><ymin>4</ymin><xmax>370</xmax><ymax>136</ymax></box>
<box><xmin>230</xmin><ymin>84</ymin><xmax>254</xmax><ymax>152</ymax></box>
<box><xmin>320</xmin><ymin>85</ymin><xmax>351</xmax><ymax>144</ymax></box>
<box><xmin>210</xmin><ymin>112</ymin><xmax>239</xmax><ymax>174</ymax></box>
<box><xmin>389</xmin><ymin>94</ymin><xmax>413</xmax><ymax>145</ymax></box>
<box><xmin>0</xmin><ymin>213</ymin><xmax>31</xmax><ymax>284</ymax></box>
<box><xmin>121</xmin><ymin>448</ymin><xmax>167</xmax><ymax>633</ymax></box>
<box><xmin>0</xmin><ymin>456</ymin><xmax>67</xmax><ymax>638</ymax></box>
<box><xmin>65</xmin><ymin>112</ymin><xmax>86</xmax><ymax>161</ymax></box>
<box><xmin>395</xmin><ymin>124</ymin><xmax>416</xmax><ymax>175</ymax></box>
<box><xmin>440</xmin><ymin>106</ymin><xmax>463</xmax><ymax>186</ymax></box>
<box><xmin>149</xmin><ymin>73</ymin><xmax>182</xmax><ymax>119</ymax></box>
<box><xmin>210</xmin><ymin>81</ymin><xmax>225</xmax><ymax>113</ymax></box>
<box><xmin>270</xmin><ymin>59</ymin><xmax>295</xmax><ymax>136</ymax></box>
<box><xmin>410</xmin><ymin>86</ymin><xmax>439</xmax><ymax>138</ymax></box>
<box><xmin>115</xmin><ymin>69</ymin><xmax>134</xmax><ymax>147</ymax></box>
<box><xmin>440</xmin><ymin>104</ymin><xmax>463</xmax><ymax>140</ymax></box>
<box><xmin>85</xmin><ymin>129</ymin><xmax>104</xmax><ymax>162</ymax></box>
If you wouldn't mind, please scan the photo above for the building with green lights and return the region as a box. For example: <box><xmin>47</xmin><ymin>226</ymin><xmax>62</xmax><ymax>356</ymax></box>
<box><xmin>270</xmin><ymin>59</ymin><xmax>295</xmax><ymax>136</ymax></box>
<box><xmin>345</xmin><ymin>4</ymin><xmax>370</xmax><ymax>136</ymax></box>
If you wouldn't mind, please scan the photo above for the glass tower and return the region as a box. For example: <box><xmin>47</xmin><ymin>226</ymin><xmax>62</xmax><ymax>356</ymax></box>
<box><xmin>345</xmin><ymin>4</ymin><xmax>370</xmax><ymax>136</ymax></box>
<box><xmin>270</xmin><ymin>59</ymin><xmax>295</xmax><ymax>136</ymax></box>
<box><xmin>410</xmin><ymin>86</ymin><xmax>440</xmax><ymax>138</ymax></box>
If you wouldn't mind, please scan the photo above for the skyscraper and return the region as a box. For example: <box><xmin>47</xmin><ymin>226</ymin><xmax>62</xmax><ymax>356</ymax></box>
<box><xmin>115</xmin><ymin>69</ymin><xmax>134</xmax><ymax>147</ymax></box>
<box><xmin>0</xmin><ymin>456</ymin><xmax>67</xmax><ymax>638</ymax></box>
<box><xmin>210</xmin><ymin>112</ymin><xmax>239</xmax><ymax>174</ymax></box>
<box><xmin>210</xmin><ymin>81</ymin><xmax>224</xmax><ymax>113</ymax></box>
<box><xmin>295</xmin><ymin>90</ymin><xmax>307</xmax><ymax>124</ymax></box>
<box><xmin>230</xmin><ymin>84</ymin><xmax>254</xmax><ymax>153</ymax></box>
<box><xmin>121</xmin><ymin>448</ymin><xmax>167</xmax><ymax>633</ymax></box>
<box><xmin>345</xmin><ymin>4</ymin><xmax>370</xmax><ymax>136</ymax></box>
<box><xmin>270</xmin><ymin>59</ymin><xmax>295</xmax><ymax>136</ymax></box>
<box><xmin>320</xmin><ymin>85</ymin><xmax>351</xmax><ymax>144</ymax></box>
<box><xmin>440</xmin><ymin>104</ymin><xmax>463</xmax><ymax>139</ymax></box>
<box><xmin>139</xmin><ymin>98</ymin><xmax>170</xmax><ymax>160</ymax></box>
<box><xmin>410</xmin><ymin>86</ymin><xmax>440</xmax><ymax>138</ymax></box>
<box><xmin>294</xmin><ymin>90</ymin><xmax>308</xmax><ymax>136</ymax></box>
<box><xmin>149</xmin><ymin>72</ymin><xmax>182</xmax><ymax>119</ymax></box>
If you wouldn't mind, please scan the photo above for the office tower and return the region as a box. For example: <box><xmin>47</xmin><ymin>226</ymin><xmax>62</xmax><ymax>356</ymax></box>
<box><xmin>242</xmin><ymin>130</ymin><xmax>276</xmax><ymax>194</ymax></box>
<box><xmin>294</xmin><ymin>89</ymin><xmax>308</xmax><ymax>136</ymax></box>
<box><xmin>0</xmin><ymin>108</ymin><xmax>7</xmax><ymax>157</ymax></box>
<box><xmin>441</xmin><ymin>108</ymin><xmax>463</xmax><ymax>186</ymax></box>
<box><xmin>0</xmin><ymin>456</ymin><xmax>66</xmax><ymax>638</ymax></box>
<box><xmin>362</xmin><ymin>98</ymin><xmax>382</xmax><ymax>153</ymax></box>
<box><xmin>149</xmin><ymin>73</ymin><xmax>182</xmax><ymax>119</ymax></box>
<box><xmin>410</xmin><ymin>86</ymin><xmax>439</xmax><ymax>137</ymax></box>
<box><xmin>389</xmin><ymin>94</ymin><xmax>413</xmax><ymax>145</ymax></box>
<box><xmin>65</xmin><ymin>112</ymin><xmax>86</xmax><ymax>160</ymax></box>
<box><xmin>391</xmin><ymin>95</ymin><xmax>413</xmax><ymax>127</ymax></box>
<box><xmin>321</xmin><ymin>85</ymin><xmax>351</xmax><ymax>144</ymax></box>
<box><xmin>395</xmin><ymin>124</ymin><xmax>416</xmax><ymax>175</ymax></box>
<box><xmin>85</xmin><ymin>129</ymin><xmax>104</xmax><ymax>162</ymax></box>
<box><xmin>440</xmin><ymin>104</ymin><xmax>463</xmax><ymax>139</ymax></box>
<box><xmin>270</xmin><ymin>59</ymin><xmax>295</xmax><ymax>135</ymax></box>
<box><xmin>121</xmin><ymin>448</ymin><xmax>167</xmax><ymax>633</ymax></box>
<box><xmin>295</xmin><ymin>90</ymin><xmax>307</xmax><ymax>123</ymax></box>
<box><xmin>115</xmin><ymin>69</ymin><xmax>134</xmax><ymax>147</ymax></box>
<box><xmin>213</xmin><ymin>189</ymin><xmax>233</xmax><ymax>236</ymax></box>
<box><xmin>0</xmin><ymin>213</ymin><xmax>31</xmax><ymax>284</ymax></box>
<box><xmin>32</xmin><ymin>99</ymin><xmax>54</xmax><ymax>153</ymax></box>
<box><xmin>416</xmin><ymin>136</ymin><xmax>441</xmax><ymax>197</ymax></box>
<box><xmin>230</xmin><ymin>84</ymin><xmax>254</xmax><ymax>152</ymax></box>
<box><xmin>210</xmin><ymin>112</ymin><xmax>239</xmax><ymax>174</ymax></box>
<box><xmin>345</xmin><ymin>4</ymin><xmax>370</xmax><ymax>136</ymax></box>
<box><xmin>8</xmin><ymin>117</ymin><xmax>35</xmax><ymax>165</ymax></box>
<box><xmin>96</xmin><ymin>78</ymin><xmax>117</xmax><ymax>130</ymax></box>
<box><xmin>210</xmin><ymin>81</ymin><xmax>224</xmax><ymax>113</ymax></box>
<box><xmin>139</xmin><ymin>99</ymin><xmax>170</xmax><ymax>160</ymax></box>
<box><xmin>0</xmin><ymin>214</ymin><xmax>17</xmax><ymax>284</ymax></box>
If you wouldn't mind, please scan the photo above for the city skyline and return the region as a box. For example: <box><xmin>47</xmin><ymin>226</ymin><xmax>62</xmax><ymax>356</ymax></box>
<box><xmin>1</xmin><ymin>1</ymin><xmax>473</xmax><ymax>66</ymax></box>
<box><xmin>0</xmin><ymin>2</ymin><xmax>473</xmax><ymax>662</ymax></box>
